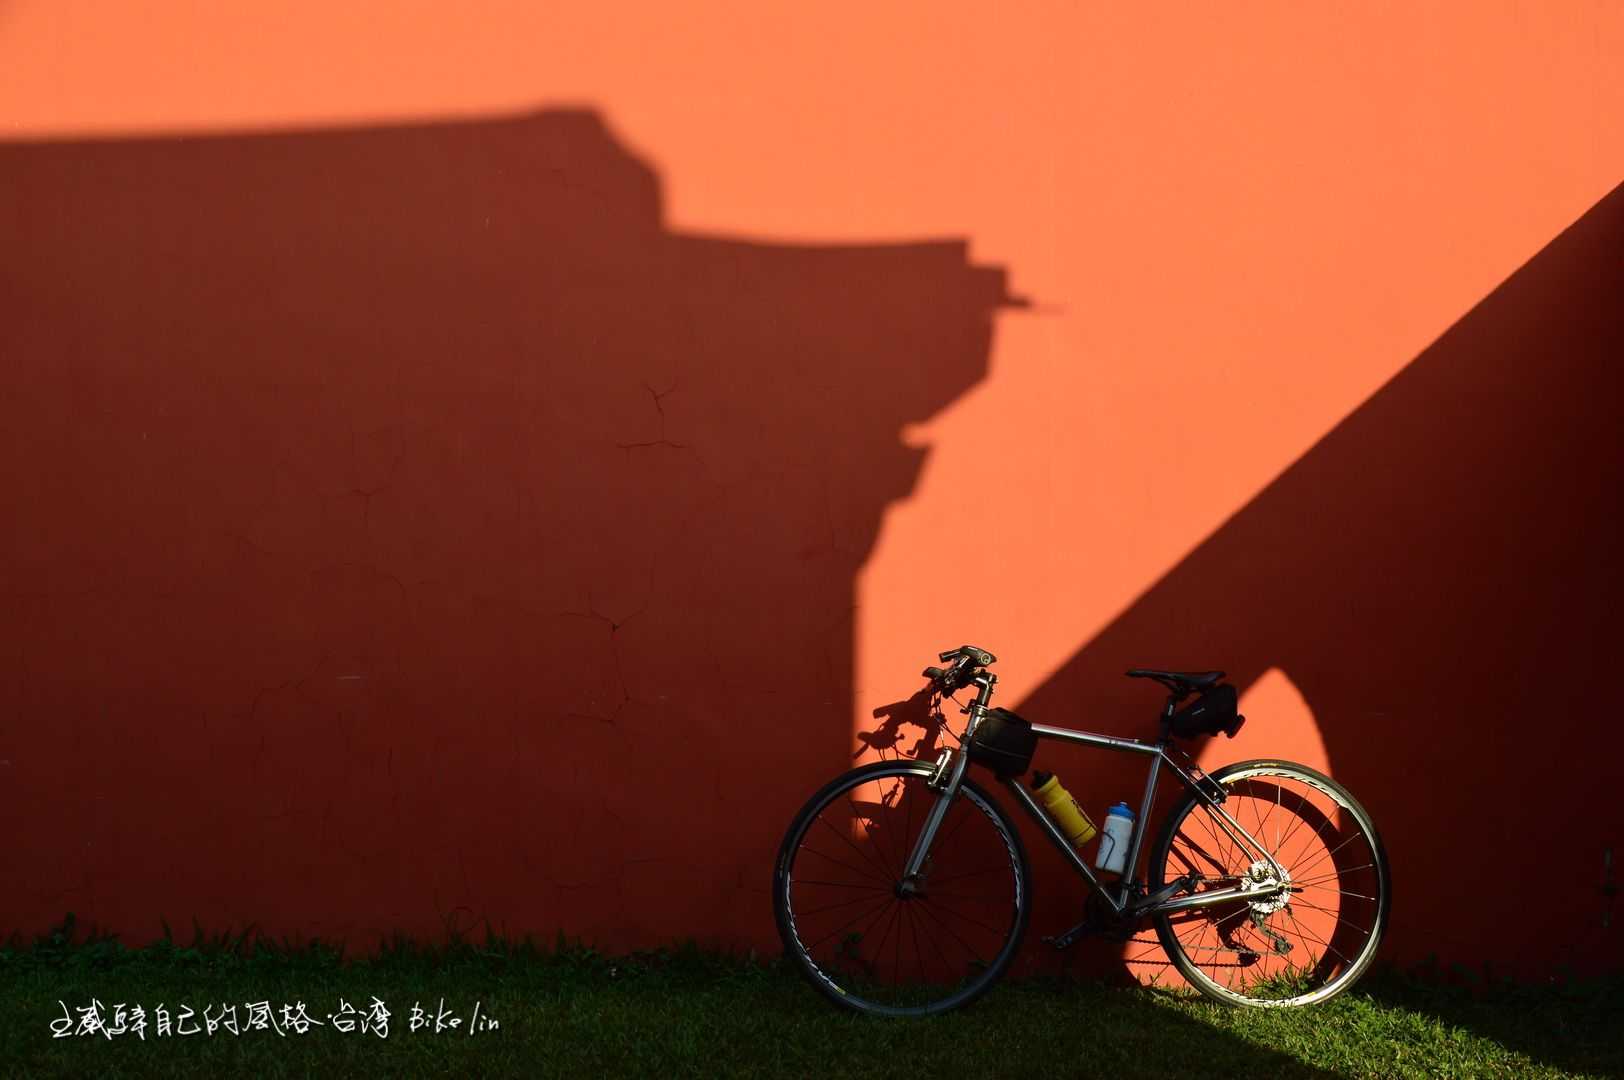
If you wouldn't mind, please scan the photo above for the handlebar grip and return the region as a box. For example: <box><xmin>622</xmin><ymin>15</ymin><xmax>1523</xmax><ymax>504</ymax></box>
<box><xmin>928</xmin><ymin>646</ymin><xmax>999</xmax><ymax>692</ymax></box>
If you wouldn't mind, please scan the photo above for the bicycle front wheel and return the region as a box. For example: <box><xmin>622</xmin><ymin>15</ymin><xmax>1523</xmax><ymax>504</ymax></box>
<box><xmin>773</xmin><ymin>760</ymin><xmax>1030</xmax><ymax>1016</ymax></box>
<box><xmin>1148</xmin><ymin>759</ymin><xmax>1390</xmax><ymax>1007</ymax></box>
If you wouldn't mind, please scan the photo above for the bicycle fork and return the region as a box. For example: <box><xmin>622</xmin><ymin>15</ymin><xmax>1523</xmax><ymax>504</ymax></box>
<box><xmin>899</xmin><ymin>674</ymin><xmax>1000</xmax><ymax>894</ymax></box>
<box><xmin>897</xmin><ymin>746</ymin><xmax>969</xmax><ymax>895</ymax></box>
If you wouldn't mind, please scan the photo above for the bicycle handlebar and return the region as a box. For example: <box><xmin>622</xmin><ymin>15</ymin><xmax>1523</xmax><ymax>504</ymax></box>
<box><xmin>939</xmin><ymin>645</ymin><xmax>996</xmax><ymax>667</ymax></box>
<box><xmin>922</xmin><ymin>645</ymin><xmax>998</xmax><ymax>693</ymax></box>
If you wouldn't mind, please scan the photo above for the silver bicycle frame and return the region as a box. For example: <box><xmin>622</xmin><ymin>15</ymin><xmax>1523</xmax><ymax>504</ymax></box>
<box><xmin>900</xmin><ymin>673</ymin><xmax>1287</xmax><ymax>917</ymax></box>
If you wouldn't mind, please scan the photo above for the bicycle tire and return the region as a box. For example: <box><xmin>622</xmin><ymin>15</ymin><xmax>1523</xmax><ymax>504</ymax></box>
<box><xmin>773</xmin><ymin>759</ymin><xmax>1031</xmax><ymax>1017</ymax></box>
<box><xmin>1148</xmin><ymin>758</ymin><xmax>1391</xmax><ymax>1007</ymax></box>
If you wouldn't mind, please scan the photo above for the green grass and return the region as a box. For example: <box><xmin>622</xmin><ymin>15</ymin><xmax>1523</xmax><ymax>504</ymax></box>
<box><xmin>3</xmin><ymin>918</ymin><xmax>1620</xmax><ymax>1079</ymax></box>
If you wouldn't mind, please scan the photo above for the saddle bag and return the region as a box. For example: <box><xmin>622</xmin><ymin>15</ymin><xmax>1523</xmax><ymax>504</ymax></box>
<box><xmin>1170</xmin><ymin>684</ymin><xmax>1246</xmax><ymax>739</ymax></box>
<box><xmin>968</xmin><ymin>707</ymin><xmax>1038</xmax><ymax>777</ymax></box>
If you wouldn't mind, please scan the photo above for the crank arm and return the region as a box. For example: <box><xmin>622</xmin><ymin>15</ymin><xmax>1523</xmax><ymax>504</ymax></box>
<box><xmin>1042</xmin><ymin>919</ymin><xmax>1095</xmax><ymax>951</ymax></box>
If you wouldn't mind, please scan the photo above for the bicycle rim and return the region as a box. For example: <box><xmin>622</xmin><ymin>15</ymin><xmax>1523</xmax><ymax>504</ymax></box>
<box><xmin>1148</xmin><ymin>760</ymin><xmax>1390</xmax><ymax>1007</ymax></box>
<box><xmin>773</xmin><ymin>761</ymin><xmax>1029</xmax><ymax>1017</ymax></box>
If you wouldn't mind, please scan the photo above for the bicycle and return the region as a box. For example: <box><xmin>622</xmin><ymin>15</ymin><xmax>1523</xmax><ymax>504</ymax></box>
<box><xmin>772</xmin><ymin>645</ymin><xmax>1391</xmax><ymax>1016</ymax></box>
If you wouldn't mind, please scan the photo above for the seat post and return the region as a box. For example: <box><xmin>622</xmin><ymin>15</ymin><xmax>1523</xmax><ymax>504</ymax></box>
<box><xmin>1158</xmin><ymin>692</ymin><xmax>1178</xmax><ymax>743</ymax></box>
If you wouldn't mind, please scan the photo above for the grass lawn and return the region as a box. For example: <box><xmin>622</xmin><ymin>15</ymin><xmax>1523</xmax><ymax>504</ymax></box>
<box><xmin>3</xmin><ymin>921</ymin><xmax>1620</xmax><ymax>1078</ymax></box>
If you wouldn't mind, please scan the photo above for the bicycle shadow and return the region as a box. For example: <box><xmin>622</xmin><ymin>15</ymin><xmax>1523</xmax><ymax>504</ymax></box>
<box><xmin>861</xmin><ymin>689</ymin><xmax>948</xmax><ymax>762</ymax></box>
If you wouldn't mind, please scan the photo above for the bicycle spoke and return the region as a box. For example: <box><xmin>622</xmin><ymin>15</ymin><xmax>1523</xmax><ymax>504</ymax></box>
<box><xmin>1295</xmin><ymin>884</ymin><xmax>1377</xmax><ymax>901</ymax></box>
<box><xmin>1149</xmin><ymin>766</ymin><xmax>1386</xmax><ymax>1007</ymax></box>
<box><xmin>924</xmin><ymin>889</ymin><xmax>1010</xmax><ymax>905</ymax></box>
<box><xmin>1269</xmin><ymin>785</ymin><xmax>1309</xmax><ymax>853</ymax></box>
<box><xmin>922</xmin><ymin>897</ymin><xmax>1009</xmax><ymax>938</ymax></box>
<box><xmin>930</xmin><ymin>865</ymin><xmax>1016</xmax><ymax>886</ymax></box>
<box><xmin>870</xmin><ymin>781</ymin><xmax>914</xmax><ymax>874</ymax></box>
<box><xmin>905</xmin><ymin>902</ymin><xmax>929</xmax><ymax>984</ymax></box>
<box><xmin>1167</xmin><ymin>833</ymin><xmax>1232</xmax><ymax>879</ymax></box>
<box><xmin>796</xmin><ymin>887</ymin><xmax>902</xmax><ymax>919</ymax></box>
<box><xmin>797</xmin><ymin>844</ymin><xmax>891</xmax><ymax>885</ymax></box>
<box><xmin>1280</xmin><ymin>904</ymin><xmax>1354</xmax><ymax>969</ymax></box>
<box><xmin>869</xmin><ymin>901</ymin><xmax>905</xmax><ymax>977</ymax></box>
<box><xmin>1247</xmin><ymin>779</ymin><xmax>1273</xmax><ymax>857</ymax></box>
<box><xmin>1291</xmin><ymin>864</ymin><xmax>1375</xmax><ymax>889</ymax></box>
<box><xmin>1249</xmin><ymin>784</ymin><xmax>1277</xmax><ymax>847</ymax></box>
<box><xmin>1193</xmin><ymin>806</ymin><xmax>1244</xmax><ymax>872</ymax></box>
<box><xmin>848</xmin><ymin>791</ymin><xmax>904</xmax><ymax>879</ymax></box>
<box><xmin>911</xmin><ymin>893</ymin><xmax>990</xmax><ymax>967</ymax></box>
<box><xmin>1269</xmin><ymin>787</ymin><xmax>1317</xmax><ymax>858</ymax></box>
<box><xmin>791</xmin><ymin>877</ymin><xmax>890</xmax><ymax>891</ymax></box>
<box><xmin>803</xmin><ymin>893</ymin><xmax>896</xmax><ymax>953</ymax></box>
<box><xmin>1284</xmin><ymin>896</ymin><xmax>1372</xmax><ymax>934</ymax></box>
<box><xmin>1191</xmin><ymin>916</ymin><xmax>1216</xmax><ymax>981</ymax></box>
<box><xmin>779</xmin><ymin>765</ymin><xmax>1026</xmax><ymax>1015</ymax></box>
<box><xmin>1289</xmin><ymin>830</ymin><xmax>1365</xmax><ymax>881</ymax></box>
<box><xmin>814</xmin><ymin>813</ymin><xmax>895</xmax><ymax>885</ymax></box>
<box><xmin>891</xmin><ymin>900</ymin><xmax>908</xmax><ymax>985</ymax></box>
<box><xmin>908</xmin><ymin>894</ymin><xmax>957</xmax><ymax>968</ymax></box>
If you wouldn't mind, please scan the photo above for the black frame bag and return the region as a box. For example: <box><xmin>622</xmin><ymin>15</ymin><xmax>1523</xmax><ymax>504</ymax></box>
<box><xmin>968</xmin><ymin>707</ymin><xmax>1038</xmax><ymax>777</ymax></box>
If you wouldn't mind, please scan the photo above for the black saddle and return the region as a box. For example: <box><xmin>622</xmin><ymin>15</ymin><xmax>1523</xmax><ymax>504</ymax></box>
<box><xmin>1126</xmin><ymin>668</ymin><xmax>1225</xmax><ymax>697</ymax></box>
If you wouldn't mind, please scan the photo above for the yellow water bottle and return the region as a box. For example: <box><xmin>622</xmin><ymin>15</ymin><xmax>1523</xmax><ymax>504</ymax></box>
<box><xmin>1030</xmin><ymin>771</ymin><xmax>1097</xmax><ymax>848</ymax></box>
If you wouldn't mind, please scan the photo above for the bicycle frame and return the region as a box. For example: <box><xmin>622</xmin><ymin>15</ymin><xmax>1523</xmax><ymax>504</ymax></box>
<box><xmin>900</xmin><ymin>672</ymin><xmax>1288</xmax><ymax>919</ymax></box>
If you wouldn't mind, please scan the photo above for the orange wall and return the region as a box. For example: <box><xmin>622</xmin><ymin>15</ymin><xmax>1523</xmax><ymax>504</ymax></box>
<box><xmin>3</xmin><ymin>2</ymin><xmax>1620</xmax><ymax>975</ymax></box>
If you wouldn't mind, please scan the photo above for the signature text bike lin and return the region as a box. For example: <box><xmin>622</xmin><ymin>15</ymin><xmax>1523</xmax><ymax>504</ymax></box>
<box><xmin>772</xmin><ymin>645</ymin><xmax>1390</xmax><ymax>1016</ymax></box>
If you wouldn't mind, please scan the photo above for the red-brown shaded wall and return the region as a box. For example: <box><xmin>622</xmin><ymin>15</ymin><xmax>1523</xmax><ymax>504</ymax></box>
<box><xmin>3</xmin><ymin>2</ymin><xmax>1621</xmax><ymax>976</ymax></box>
<box><xmin>2</xmin><ymin>110</ymin><xmax>1012</xmax><ymax>948</ymax></box>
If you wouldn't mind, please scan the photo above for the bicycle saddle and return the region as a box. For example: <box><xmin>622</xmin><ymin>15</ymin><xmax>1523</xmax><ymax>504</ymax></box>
<box><xmin>1126</xmin><ymin>668</ymin><xmax>1225</xmax><ymax>695</ymax></box>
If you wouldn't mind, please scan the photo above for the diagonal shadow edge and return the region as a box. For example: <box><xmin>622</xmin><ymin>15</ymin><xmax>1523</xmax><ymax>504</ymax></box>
<box><xmin>1014</xmin><ymin>179</ymin><xmax>1624</xmax><ymax>978</ymax></box>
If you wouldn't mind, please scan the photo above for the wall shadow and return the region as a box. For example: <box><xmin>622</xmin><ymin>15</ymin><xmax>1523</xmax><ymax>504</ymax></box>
<box><xmin>1360</xmin><ymin>971</ymin><xmax>1624</xmax><ymax>1077</ymax></box>
<box><xmin>1012</xmin><ymin>181</ymin><xmax>1624</xmax><ymax>979</ymax></box>
<box><xmin>0</xmin><ymin>108</ymin><xmax>1017</xmax><ymax>950</ymax></box>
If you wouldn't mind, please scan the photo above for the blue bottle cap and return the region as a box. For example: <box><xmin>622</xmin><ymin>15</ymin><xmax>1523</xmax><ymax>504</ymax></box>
<box><xmin>1107</xmin><ymin>802</ymin><xmax>1135</xmax><ymax>820</ymax></box>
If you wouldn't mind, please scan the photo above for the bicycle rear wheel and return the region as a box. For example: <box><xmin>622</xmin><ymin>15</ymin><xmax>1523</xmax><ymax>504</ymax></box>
<box><xmin>1147</xmin><ymin>759</ymin><xmax>1390</xmax><ymax>1007</ymax></box>
<box><xmin>773</xmin><ymin>760</ymin><xmax>1030</xmax><ymax>1016</ymax></box>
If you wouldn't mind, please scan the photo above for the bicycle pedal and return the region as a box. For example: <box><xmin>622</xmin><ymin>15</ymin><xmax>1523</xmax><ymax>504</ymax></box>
<box><xmin>1043</xmin><ymin>921</ymin><xmax>1095</xmax><ymax>951</ymax></box>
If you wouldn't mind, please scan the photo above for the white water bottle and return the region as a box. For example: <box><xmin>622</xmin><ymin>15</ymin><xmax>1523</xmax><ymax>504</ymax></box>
<box><xmin>1095</xmin><ymin>802</ymin><xmax>1136</xmax><ymax>874</ymax></box>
